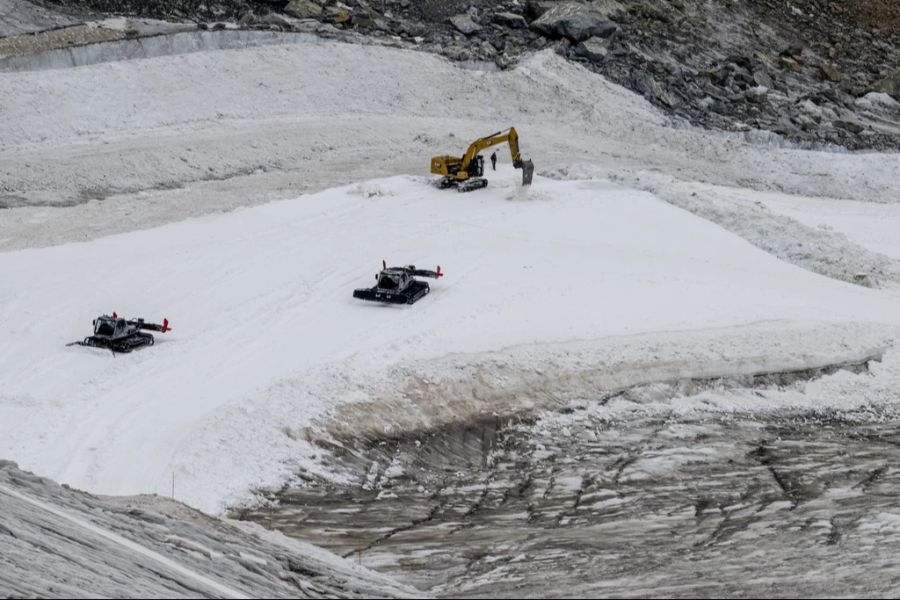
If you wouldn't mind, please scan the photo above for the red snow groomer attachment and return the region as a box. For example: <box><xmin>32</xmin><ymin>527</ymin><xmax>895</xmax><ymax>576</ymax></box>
<box><xmin>67</xmin><ymin>314</ymin><xmax>171</xmax><ymax>353</ymax></box>
<box><xmin>353</xmin><ymin>260</ymin><xmax>443</xmax><ymax>305</ymax></box>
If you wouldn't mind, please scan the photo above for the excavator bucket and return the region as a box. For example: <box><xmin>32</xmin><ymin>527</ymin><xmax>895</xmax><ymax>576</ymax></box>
<box><xmin>521</xmin><ymin>159</ymin><xmax>535</xmax><ymax>186</ymax></box>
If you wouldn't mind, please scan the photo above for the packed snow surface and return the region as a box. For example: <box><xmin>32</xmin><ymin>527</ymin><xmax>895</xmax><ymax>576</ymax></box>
<box><xmin>1</xmin><ymin>167</ymin><xmax>898</xmax><ymax>512</ymax></box>
<box><xmin>759</xmin><ymin>192</ymin><xmax>900</xmax><ymax>260</ymax></box>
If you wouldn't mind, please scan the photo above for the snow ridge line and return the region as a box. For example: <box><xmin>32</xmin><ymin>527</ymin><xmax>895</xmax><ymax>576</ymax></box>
<box><xmin>0</xmin><ymin>483</ymin><xmax>249</xmax><ymax>600</ymax></box>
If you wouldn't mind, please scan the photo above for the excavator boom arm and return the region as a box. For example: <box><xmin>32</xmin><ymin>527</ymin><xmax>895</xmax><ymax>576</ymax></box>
<box><xmin>461</xmin><ymin>127</ymin><xmax>522</xmax><ymax>172</ymax></box>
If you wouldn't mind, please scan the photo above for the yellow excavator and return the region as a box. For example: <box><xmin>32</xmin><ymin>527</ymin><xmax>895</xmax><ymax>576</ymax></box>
<box><xmin>430</xmin><ymin>127</ymin><xmax>535</xmax><ymax>192</ymax></box>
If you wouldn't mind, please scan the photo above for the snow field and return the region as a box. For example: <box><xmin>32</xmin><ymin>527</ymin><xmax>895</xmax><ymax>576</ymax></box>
<box><xmin>1</xmin><ymin>167</ymin><xmax>898</xmax><ymax>511</ymax></box>
<box><xmin>1</xmin><ymin>34</ymin><xmax>899</xmax><ymax>515</ymax></box>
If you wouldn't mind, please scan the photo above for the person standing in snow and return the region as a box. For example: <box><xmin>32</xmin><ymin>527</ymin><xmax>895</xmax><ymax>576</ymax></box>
<box><xmin>490</xmin><ymin>151</ymin><xmax>497</xmax><ymax>171</ymax></box>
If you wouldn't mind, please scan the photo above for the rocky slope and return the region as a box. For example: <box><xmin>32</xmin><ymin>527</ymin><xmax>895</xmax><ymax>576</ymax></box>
<box><xmin>25</xmin><ymin>0</ymin><xmax>900</xmax><ymax>150</ymax></box>
<box><xmin>0</xmin><ymin>461</ymin><xmax>416</xmax><ymax>598</ymax></box>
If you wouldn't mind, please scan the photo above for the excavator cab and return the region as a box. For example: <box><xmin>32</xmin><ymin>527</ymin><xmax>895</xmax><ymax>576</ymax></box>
<box><xmin>470</xmin><ymin>155</ymin><xmax>485</xmax><ymax>178</ymax></box>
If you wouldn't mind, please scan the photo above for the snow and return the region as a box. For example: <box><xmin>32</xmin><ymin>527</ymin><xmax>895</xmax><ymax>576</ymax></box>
<box><xmin>1</xmin><ymin>42</ymin><xmax>898</xmax><ymax>249</ymax></box>
<box><xmin>0</xmin><ymin>32</ymin><xmax>899</xmax><ymax>521</ymax></box>
<box><xmin>0</xmin><ymin>483</ymin><xmax>250</xmax><ymax>599</ymax></box>
<box><xmin>0</xmin><ymin>29</ymin><xmax>316</xmax><ymax>72</ymax></box>
<box><xmin>549</xmin><ymin>166</ymin><xmax>900</xmax><ymax>286</ymax></box>
<box><xmin>0</xmin><ymin>462</ymin><xmax>419</xmax><ymax>598</ymax></box>
<box><xmin>758</xmin><ymin>192</ymin><xmax>900</xmax><ymax>260</ymax></box>
<box><xmin>0</xmin><ymin>0</ymin><xmax>78</xmax><ymax>37</ymax></box>
<box><xmin>856</xmin><ymin>92</ymin><xmax>900</xmax><ymax>110</ymax></box>
<box><xmin>319</xmin><ymin>319</ymin><xmax>893</xmax><ymax>443</ymax></box>
<box><xmin>1</xmin><ymin>167</ymin><xmax>899</xmax><ymax>513</ymax></box>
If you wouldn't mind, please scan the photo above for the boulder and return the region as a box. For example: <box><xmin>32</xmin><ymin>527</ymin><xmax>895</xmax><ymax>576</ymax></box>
<box><xmin>351</xmin><ymin>11</ymin><xmax>380</xmax><ymax>29</ymax></box>
<box><xmin>531</xmin><ymin>1</ymin><xmax>622</xmax><ymax>42</ymax></box>
<box><xmin>745</xmin><ymin>86</ymin><xmax>768</xmax><ymax>104</ymax></box>
<box><xmin>493</xmin><ymin>12</ymin><xmax>529</xmax><ymax>29</ymax></box>
<box><xmin>634</xmin><ymin>72</ymin><xmax>679</xmax><ymax>107</ymax></box>
<box><xmin>871</xmin><ymin>72</ymin><xmax>900</xmax><ymax>101</ymax></box>
<box><xmin>575</xmin><ymin>35</ymin><xmax>613</xmax><ymax>62</ymax></box>
<box><xmin>752</xmin><ymin>69</ymin><xmax>773</xmax><ymax>88</ymax></box>
<box><xmin>257</xmin><ymin>12</ymin><xmax>293</xmax><ymax>27</ymax></box>
<box><xmin>797</xmin><ymin>99</ymin><xmax>824</xmax><ymax>120</ymax></box>
<box><xmin>779</xmin><ymin>56</ymin><xmax>801</xmax><ymax>72</ymax></box>
<box><xmin>818</xmin><ymin>63</ymin><xmax>844</xmax><ymax>83</ymax></box>
<box><xmin>237</xmin><ymin>11</ymin><xmax>258</xmax><ymax>27</ymax></box>
<box><xmin>834</xmin><ymin>120</ymin><xmax>864</xmax><ymax>134</ymax></box>
<box><xmin>284</xmin><ymin>0</ymin><xmax>322</xmax><ymax>19</ymax></box>
<box><xmin>526</xmin><ymin>1</ymin><xmax>559</xmax><ymax>19</ymax></box>
<box><xmin>448</xmin><ymin>14</ymin><xmax>481</xmax><ymax>35</ymax></box>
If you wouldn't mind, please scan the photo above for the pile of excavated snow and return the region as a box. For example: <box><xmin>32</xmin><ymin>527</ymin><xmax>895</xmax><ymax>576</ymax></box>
<box><xmin>0</xmin><ymin>462</ymin><xmax>416</xmax><ymax>598</ymax></box>
<box><xmin>1</xmin><ymin>169</ymin><xmax>899</xmax><ymax>512</ymax></box>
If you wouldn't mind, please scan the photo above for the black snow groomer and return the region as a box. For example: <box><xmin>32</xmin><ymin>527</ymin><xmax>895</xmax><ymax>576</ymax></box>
<box><xmin>67</xmin><ymin>313</ymin><xmax>171</xmax><ymax>353</ymax></box>
<box><xmin>353</xmin><ymin>260</ymin><xmax>443</xmax><ymax>305</ymax></box>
